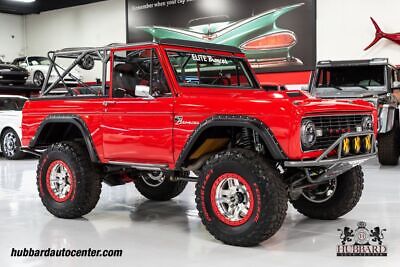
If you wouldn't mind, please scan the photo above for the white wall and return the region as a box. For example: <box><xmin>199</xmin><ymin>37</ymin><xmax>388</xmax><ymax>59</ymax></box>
<box><xmin>25</xmin><ymin>0</ymin><xmax>125</xmax><ymax>56</ymax></box>
<box><xmin>317</xmin><ymin>0</ymin><xmax>400</xmax><ymax>63</ymax></box>
<box><xmin>0</xmin><ymin>13</ymin><xmax>25</xmax><ymax>62</ymax></box>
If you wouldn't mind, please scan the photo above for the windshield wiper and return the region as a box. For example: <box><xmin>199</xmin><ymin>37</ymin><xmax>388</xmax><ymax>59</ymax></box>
<box><xmin>330</xmin><ymin>86</ymin><xmax>343</xmax><ymax>91</ymax></box>
<box><xmin>355</xmin><ymin>85</ymin><xmax>369</xmax><ymax>90</ymax></box>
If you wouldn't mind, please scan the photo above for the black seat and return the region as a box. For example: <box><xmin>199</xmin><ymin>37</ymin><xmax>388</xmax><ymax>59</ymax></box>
<box><xmin>112</xmin><ymin>63</ymin><xmax>137</xmax><ymax>97</ymax></box>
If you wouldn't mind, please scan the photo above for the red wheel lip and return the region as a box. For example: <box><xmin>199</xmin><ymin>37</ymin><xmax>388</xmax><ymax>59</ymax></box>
<box><xmin>210</xmin><ymin>173</ymin><xmax>255</xmax><ymax>227</ymax></box>
<box><xmin>45</xmin><ymin>160</ymin><xmax>76</xmax><ymax>203</ymax></box>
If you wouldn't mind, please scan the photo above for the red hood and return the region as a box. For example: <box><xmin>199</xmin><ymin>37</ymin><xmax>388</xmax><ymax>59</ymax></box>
<box><xmin>286</xmin><ymin>91</ymin><xmax>375</xmax><ymax>115</ymax></box>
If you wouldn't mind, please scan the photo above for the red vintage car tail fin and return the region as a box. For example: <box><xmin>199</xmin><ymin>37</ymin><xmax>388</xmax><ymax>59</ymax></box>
<box><xmin>364</xmin><ymin>17</ymin><xmax>384</xmax><ymax>51</ymax></box>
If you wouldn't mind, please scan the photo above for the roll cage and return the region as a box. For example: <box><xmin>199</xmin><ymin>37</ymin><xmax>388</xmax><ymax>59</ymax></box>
<box><xmin>40</xmin><ymin>39</ymin><xmax>244</xmax><ymax>96</ymax></box>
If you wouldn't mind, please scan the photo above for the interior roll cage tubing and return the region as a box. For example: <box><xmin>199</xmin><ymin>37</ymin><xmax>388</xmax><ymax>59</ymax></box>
<box><xmin>42</xmin><ymin>48</ymin><xmax>111</xmax><ymax>96</ymax></box>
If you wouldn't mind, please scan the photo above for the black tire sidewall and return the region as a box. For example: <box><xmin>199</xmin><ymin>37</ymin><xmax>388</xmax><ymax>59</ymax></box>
<box><xmin>199</xmin><ymin>160</ymin><xmax>264</xmax><ymax>237</ymax></box>
<box><xmin>378</xmin><ymin>117</ymin><xmax>400</xmax><ymax>165</ymax></box>
<box><xmin>38</xmin><ymin>150</ymin><xmax>80</xmax><ymax>211</ymax></box>
<box><xmin>291</xmin><ymin>166</ymin><xmax>363</xmax><ymax>219</ymax></box>
<box><xmin>134</xmin><ymin>172</ymin><xmax>187</xmax><ymax>201</ymax></box>
<box><xmin>1</xmin><ymin>128</ymin><xmax>23</xmax><ymax>160</ymax></box>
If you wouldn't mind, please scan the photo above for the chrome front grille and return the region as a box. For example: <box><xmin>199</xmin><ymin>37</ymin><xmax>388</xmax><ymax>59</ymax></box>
<box><xmin>304</xmin><ymin>115</ymin><xmax>365</xmax><ymax>151</ymax></box>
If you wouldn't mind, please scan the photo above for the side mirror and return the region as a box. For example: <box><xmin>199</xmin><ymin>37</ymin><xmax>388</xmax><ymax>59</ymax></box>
<box><xmin>300</xmin><ymin>85</ymin><xmax>309</xmax><ymax>91</ymax></box>
<box><xmin>20</xmin><ymin>63</ymin><xmax>27</xmax><ymax>68</ymax></box>
<box><xmin>135</xmin><ymin>85</ymin><xmax>153</xmax><ymax>98</ymax></box>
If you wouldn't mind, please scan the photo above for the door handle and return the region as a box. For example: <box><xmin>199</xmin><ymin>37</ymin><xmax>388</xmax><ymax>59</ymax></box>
<box><xmin>103</xmin><ymin>101</ymin><xmax>117</xmax><ymax>107</ymax></box>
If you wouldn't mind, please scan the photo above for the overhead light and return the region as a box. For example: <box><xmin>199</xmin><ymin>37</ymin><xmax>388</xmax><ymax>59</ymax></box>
<box><xmin>11</xmin><ymin>0</ymin><xmax>36</xmax><ymax>3</ymax></box>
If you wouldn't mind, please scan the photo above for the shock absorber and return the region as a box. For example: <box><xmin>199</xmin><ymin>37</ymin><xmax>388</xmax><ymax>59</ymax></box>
<box><xmin>238</xmin><ymin>128</ymin><xmax>253</xmax><ymax>149</ymax></box>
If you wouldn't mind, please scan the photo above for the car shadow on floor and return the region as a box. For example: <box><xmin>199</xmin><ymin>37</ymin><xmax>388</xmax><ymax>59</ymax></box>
<box><xmin>129</xmin><ymin>199</ymin><xmax>193</xmax><ymax>232</ymax></box>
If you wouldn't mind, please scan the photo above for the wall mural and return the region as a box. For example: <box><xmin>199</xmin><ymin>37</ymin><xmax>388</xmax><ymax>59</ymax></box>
<box><xmin>365</xmin><ymin>17</ymin><xmax>400</xmax><ymax>51</ymax></box>
<box><xmin>126</xmin><ymin>0</ymin><xmax>316</xmax><ymax>73</ymax></box>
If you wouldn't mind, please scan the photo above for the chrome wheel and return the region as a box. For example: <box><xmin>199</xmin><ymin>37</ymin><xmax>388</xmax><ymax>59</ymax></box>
<box><xmin>3</xmin><ymin>132</ymin><xmax>17</xmax><ymax>158</ymax></box>
<box><xmin>33</xmin><ymin>71</ymin><xmax>44</xmax><ymax>87</ymax></box>
<box><xmin>302</xmin><ymin>178</ymin><xmax>337</xmax><ymax>203</ymax></box>
<box><xmin>211</xmin><ymin>173</ymin><xmax>254</xmax><ymax>226</ymax></box>
<box><xmin>46</xmin><ymin>160</ymin><xmax>75</xmax><ymax>202</ymax></box>
<box><xmin>140</xmin><ymin>171</ymin><xmax>165</xmax><ymax>187</ymax></box>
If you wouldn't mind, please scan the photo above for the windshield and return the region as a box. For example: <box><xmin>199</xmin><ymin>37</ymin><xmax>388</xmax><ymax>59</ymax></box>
<box><xmin>0</xmin><ymin>98</ymin><xmax>27</xmax><ymax>111</ymax></box>
<box><xmin>313</xmin><ymin>65</ymin><xmax>386</xmax><ymax>98</ymax></box>
<box><xmin>28</xmin><ymin>57</ymin><xmax>50</xmax><ymax>66</ymax></box>
<box><xmin>167</xmin><ymin>50</ymin><xmax>258</xmax><ymax>89</ymax></box>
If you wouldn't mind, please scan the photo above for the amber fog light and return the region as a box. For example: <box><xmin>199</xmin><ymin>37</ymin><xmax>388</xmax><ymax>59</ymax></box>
<box><xmin>352</xmin><ymin>136</ymin><xmax>361</xmax><ymax>154</ymax></box>
<box><xmin>342</xmin><ymin>137</ymin><xmax>351</xmax><ymax>155</ymax></box>
<box><xmin>363</xmin><ymin>135</ymin><xmax>373</xmax><ymax>152</ymax></box>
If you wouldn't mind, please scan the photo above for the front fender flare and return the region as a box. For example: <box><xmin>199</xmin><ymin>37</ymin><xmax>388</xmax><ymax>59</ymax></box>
<box><xmin>174</xmin><ymin>115</ymin><xmax>287</xmax><ymax>169</ymax></box>
<box><xmin>379</xmin><ymin>105</ymin><xmax>397</xmax><ymax>133</ymax></box>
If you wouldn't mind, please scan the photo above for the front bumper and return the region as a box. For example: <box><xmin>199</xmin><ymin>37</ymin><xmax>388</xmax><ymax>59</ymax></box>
<box><xmin>284</xmin><ymin>131</ymin><xmax>376</xmax><ymax>181</ymax></box>
<box><xmin>0</xmin><ymin>71</ymin><xmax>29</xmax><ymax>84</ymax></box>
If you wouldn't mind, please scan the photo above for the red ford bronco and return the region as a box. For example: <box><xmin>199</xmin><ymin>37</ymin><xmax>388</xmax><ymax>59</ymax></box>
<box><xmin>22</xmin><ymin>39</ymin><xmax>377</xmax><ymax>247</ymax></box>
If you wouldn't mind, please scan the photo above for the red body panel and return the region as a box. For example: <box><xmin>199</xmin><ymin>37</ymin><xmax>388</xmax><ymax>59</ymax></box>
<box><xmin>257</xmin><ymin>71</ymin><xmax>311</xmax><ymax>85</ymax></box>
<box><xmin>22</xmin><ymin>44</ymin><xmax>377</xmax><ymax>169</ymax></box>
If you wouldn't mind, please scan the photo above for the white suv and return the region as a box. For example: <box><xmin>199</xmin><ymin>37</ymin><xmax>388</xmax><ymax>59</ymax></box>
<box><xmin>0</xmin><ymin>95</ymin><xmax>27</xmax><ymax>159</ymax></box>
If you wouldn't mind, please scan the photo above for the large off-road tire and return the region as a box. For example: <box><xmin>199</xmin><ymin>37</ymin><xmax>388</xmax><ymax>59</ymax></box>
<box><xmin>291</xmin><ymin>166</ymin><xmax>364</xmax><ymax>220</ymax></box>
<box><xmin>378</xmin><ymin>119</ymin><xmax>400</xmax><ymax>165</ymax></box>
<box><xmin>1</xmin><ymin>128</ymin><xmax>24</xmax><ymax>160</ymax></box>
<box><xmin>195</xmin><ymin>149</ymin><xmax>288</xmax><ymax>247</ymax></box>
<box><xmin>134</xmin><ymin>171</ymin><xmax>187</xmax><ymax>201</ymax></box>
<box><xmin>37</xmin><ymin>142</ymin><xmax>102</xmax><ymax>219</ymax></box>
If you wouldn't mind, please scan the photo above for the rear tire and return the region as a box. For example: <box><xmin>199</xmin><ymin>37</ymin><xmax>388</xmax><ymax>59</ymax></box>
<box><xmin>134</xmin><ymin>171</ymin><xmax>187</xmax><ymax>201</ymax></box>
<box><xmin>195</xmin><ymin>149</ymin><xmax>288</xmax><ymax>247</ymax></box>
<box><xmin>37</xmin><ymin>142</ymin><xmax>102</xmax><ymax>219</ymax></box>
<box><xmin>291</xmin><ymin>166</ymin><xmax>364</xmax><ymax>220</ymax></box>
<box><xmin>378</xmin><ymin>119</ymin><xmax>400</xmax><ymax>165</ymax></box>
<box><xmin>1</xmin><ymin>128</ymin><xmax>24</xmax><ymax>160</ymax></box>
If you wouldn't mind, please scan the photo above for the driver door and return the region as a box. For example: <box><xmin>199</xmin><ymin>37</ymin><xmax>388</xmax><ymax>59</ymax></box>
<box><xmin>102</xmin><ymin>47</ymin><xmax>175</xmax><ymax>166</ymax></box>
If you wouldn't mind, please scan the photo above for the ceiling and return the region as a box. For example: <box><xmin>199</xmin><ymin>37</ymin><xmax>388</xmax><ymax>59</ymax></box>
<box><xmin>0</xmin><ymin>0</ymin><xmax>107</xmax><ymax>15</ymax></box>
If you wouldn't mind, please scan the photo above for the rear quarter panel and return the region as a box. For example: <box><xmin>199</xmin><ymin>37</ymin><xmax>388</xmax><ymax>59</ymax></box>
<box><xmin>22</xmin><ymin>98</ymin><xmax>105</xmax><ymax>160</ymax></box>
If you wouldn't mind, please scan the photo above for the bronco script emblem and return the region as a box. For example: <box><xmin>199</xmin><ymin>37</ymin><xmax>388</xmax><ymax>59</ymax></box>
<box><xmin>337</xmin><ymin>221</ymin><xmax>387</xmax><ymax>256</ymax></box>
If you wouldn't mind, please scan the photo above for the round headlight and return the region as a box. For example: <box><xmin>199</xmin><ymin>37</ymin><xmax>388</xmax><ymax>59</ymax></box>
<box><xmin>301</xmin><ymin>120</ymin><xmax>316</xmax><ymax>148</ymax></box>
<box><xmin>362</xmin><ymin>116</ymin><xmax>373</xmax><ymax>131</ymax></box>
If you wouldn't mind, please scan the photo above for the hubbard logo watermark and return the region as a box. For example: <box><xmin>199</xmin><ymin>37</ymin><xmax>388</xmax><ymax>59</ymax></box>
<box><xmin>336</xmin><ymin>221</ymin><xmax>387</xmax><ymax>256</ymax></box>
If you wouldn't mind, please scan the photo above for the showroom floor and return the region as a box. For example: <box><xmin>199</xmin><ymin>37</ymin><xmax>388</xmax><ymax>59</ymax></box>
<box><xmin>0</xmin><ymin>158</ymin><xmax>398</xmax><ymax>267</ymax></box>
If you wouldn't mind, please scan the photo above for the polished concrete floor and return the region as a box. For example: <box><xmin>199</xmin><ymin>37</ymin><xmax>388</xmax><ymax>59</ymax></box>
<box><xmin>0</xmin><ymin>158</ymin><xmax>399</xmax><ymax>267</ymax></box>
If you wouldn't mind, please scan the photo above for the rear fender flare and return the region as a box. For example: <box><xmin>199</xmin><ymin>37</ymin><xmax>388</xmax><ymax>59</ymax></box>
<box><xmin>29</xmin><ymin>114</ymin><xmax>99</xmax><ymax>162</ymax></box>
